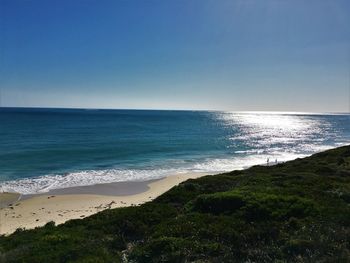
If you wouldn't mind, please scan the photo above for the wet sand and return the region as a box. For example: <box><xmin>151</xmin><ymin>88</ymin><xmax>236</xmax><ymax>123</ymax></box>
<box><xmin>0</xmin><ymin>193</ymin><xmax>21</xmax><ymax>208</ymax></box>
<box><xmin>0</xmin><ymin>172</ymin><xmax>209</xmax><ymax>235</ymax></box>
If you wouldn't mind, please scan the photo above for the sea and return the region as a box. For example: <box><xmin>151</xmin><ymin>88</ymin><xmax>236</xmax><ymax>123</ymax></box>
<box><xmin>0</xmin><ymin>108</ymin><xmax>349</xmax><ymax>195</ymax></box>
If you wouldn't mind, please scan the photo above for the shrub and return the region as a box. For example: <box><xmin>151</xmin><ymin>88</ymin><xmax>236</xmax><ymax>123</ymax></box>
<box><xmin>190</xmin><ymin>191</ymin><xmax>246</xmax><ymax>214</ymax></box>
<box><xmin>191</xmin><ymin>191</ymin><xmax>318</xmax><ymax>221</ymax></box>
<box><xmin>283</xmin><ymin>239</ymin><xmax>316</xmax><ymax>256</ymax></box>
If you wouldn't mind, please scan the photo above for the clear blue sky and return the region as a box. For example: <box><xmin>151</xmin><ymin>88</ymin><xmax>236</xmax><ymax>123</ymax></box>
<box><xmin>1</xmin><ymin>0</ymin><xmax>349</xmax><ymax>112</ymax></box>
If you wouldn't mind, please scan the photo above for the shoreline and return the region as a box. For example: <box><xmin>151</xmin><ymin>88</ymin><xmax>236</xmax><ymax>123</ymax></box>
<box><xmin>0</xmin><ymin>172</ymin><xmax>210</xmax><ymax>235</ymax></box>
<box><xmin>20</xmin><ymin>178</ymin><xmax>161</xmax><ymax>200</ymax></box>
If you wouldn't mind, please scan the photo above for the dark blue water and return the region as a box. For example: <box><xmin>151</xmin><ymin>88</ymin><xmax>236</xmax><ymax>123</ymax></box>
<box><xmin>1</xmin><ymin>108</ymin><xmax>349</xmax><ymax>194</ymax></box>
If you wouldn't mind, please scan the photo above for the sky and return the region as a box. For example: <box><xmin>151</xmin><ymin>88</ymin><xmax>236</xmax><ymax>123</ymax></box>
<box><xmin>0</xmin><ymin>0</ymin><xmax>349</xmax><ymax>112</ymax></box>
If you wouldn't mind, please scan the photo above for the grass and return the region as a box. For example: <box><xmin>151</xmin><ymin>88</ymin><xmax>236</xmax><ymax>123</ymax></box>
<box><xmin>1</xmin><ymin>145</ymin><xmax>350</xmax><ymax>262</ymax></box>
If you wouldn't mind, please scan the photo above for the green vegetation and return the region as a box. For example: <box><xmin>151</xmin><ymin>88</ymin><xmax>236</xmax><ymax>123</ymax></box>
<box><xmin>1</xmin><ymin>146</ymin><xmax>350</xmax><ymax>262</ymax></box>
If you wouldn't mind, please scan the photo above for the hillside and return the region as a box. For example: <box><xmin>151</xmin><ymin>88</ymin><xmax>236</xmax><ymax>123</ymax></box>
<box><xmin>1</xmin><ymin>146</ymin><xmax>350</xmax><ymax>262</ymax></box>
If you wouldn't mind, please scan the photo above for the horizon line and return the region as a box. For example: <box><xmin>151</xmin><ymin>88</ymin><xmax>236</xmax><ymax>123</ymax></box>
<box><xmin>0</xmin><ymin>106</ymin><xmax>349</xmax><ymax>115</ymax></box>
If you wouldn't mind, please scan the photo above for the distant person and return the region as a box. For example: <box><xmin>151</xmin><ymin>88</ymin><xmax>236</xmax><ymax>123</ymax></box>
<box><xmin>267</xmin><ymin>158</ymin><xmax>269</xmax><ymax>166</ymax></box>
<box><xmin>275</xmin><ymin>159</ymin><xmax>278</xmax><ymax>164</ymax></box>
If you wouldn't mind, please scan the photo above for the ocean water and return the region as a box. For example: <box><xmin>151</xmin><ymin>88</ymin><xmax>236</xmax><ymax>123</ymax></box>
<box><xmin>0</xmin><ymin>108</ymin><xmax>349</xmax><ymax>195</ymax></box>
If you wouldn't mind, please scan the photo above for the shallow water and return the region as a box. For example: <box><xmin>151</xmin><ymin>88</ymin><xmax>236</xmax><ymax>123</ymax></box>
<box><xmin>1</xmin><ymin>108</ymin><xmax>349</xmax><ymax>194</ymax></box>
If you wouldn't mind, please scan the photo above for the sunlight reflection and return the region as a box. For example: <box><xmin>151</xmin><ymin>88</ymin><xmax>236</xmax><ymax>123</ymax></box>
<box><xmin>233</xmin><ymin>113</ymin><xmax>309</xmax><ymax>130</ymax></box>
<box><xmin>217</xmin><ymin>112</ymin><xmax>327</xmax><ymax>149</ymax></box>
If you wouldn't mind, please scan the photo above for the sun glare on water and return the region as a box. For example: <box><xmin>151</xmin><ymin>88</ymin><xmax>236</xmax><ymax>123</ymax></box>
<box><xmin>217</xmin><ymin>112</ymin><xmax>328</xmax><ymax>151</ymax></box>
<box><xmin>234</xmin><ymin>113</ymin><xmax>310</xmax><ymax>131</ymax></box>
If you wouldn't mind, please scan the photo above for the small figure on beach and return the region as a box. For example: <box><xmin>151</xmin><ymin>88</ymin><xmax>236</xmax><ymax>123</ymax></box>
<box><xmin>267</xmin><ymin>158</ymin><xmax>270</xmax><ymax>166</ymax></box>
<box><xmin>275</xmin><ymin>159</ymin><xmax>278</xmax><ymax>164</ymax></box>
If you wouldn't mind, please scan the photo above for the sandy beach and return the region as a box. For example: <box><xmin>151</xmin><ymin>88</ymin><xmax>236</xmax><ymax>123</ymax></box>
<box><xmin>0</xmin><ymin>172</ymin><xmax>209</xmax><ymax>235</ymax></box>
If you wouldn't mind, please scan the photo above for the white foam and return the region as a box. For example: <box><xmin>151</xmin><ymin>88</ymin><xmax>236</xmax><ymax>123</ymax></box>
<box><xmin>192</xmin><ymin>152</ymin><xmax>307</xmax><ymax>173</ymax></box>
<box><xmin>1</xmin><ymin>142</ymin><xmax>349</xmax><ymax>195</ymax></box>
<box><xmin>0</xmin><ymin>168</ymin><xmax>180</xmax><ymax>195</ymax></box>
<box><xmin>0</xmin><ymin>152</ymin><xmax>299</xmax><ymax>195</ymax></box>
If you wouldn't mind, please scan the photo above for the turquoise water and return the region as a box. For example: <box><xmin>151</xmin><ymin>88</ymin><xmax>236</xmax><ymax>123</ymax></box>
<box><xmin>1</xmin><ymin>108</ymin><xmax>349</xmax><ymax>194</ymax></box>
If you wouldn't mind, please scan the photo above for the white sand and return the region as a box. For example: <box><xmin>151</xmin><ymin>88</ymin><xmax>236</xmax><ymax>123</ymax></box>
<box><xmin>0</xmin><ymin>172</ymin><xmax>209</xmax><ymax>235</ymax></box>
